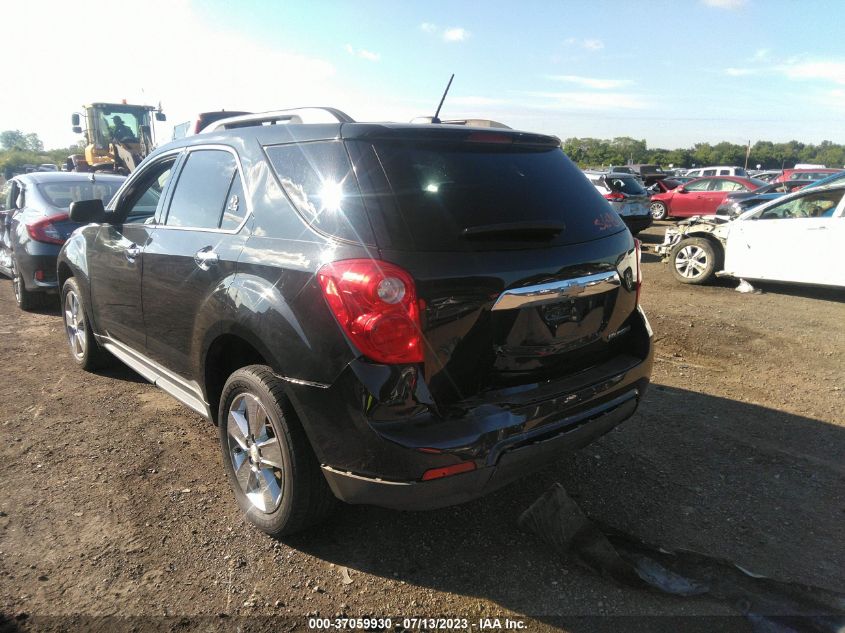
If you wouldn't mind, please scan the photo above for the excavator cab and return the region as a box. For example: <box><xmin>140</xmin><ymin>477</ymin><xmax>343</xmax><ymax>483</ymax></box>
<box><xmin>71</xmin><ymin>102</ymin><xmax>166</xmax><ymax>174</ymax></box>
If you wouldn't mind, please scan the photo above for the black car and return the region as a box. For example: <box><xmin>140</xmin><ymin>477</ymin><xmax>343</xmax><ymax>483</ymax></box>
<box><xmin>58</xmin><ymin>108</ymin><xmax>654</xmax><ymax>536</ymax></box>
<box><xmin>714</xmin><ymin>179</ymin><xmax>808</xmax><ymax>217</ymax></box>
<box><xmin>0</xmin><ymin>172</ymin><xmax>124</xmax><ymax>310</ymax></box>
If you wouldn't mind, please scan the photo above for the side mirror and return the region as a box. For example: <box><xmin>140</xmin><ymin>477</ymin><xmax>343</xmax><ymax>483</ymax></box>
<box><xmin>72</xmin><ymin>126</ymin><xmax>82</xmax><ymax>134</ymax></box>
<box><xmin>155</xmin><ymin>112</ymin><xmax>167</xmax><ymax>122</ymax></box>
<box><xmin>676</xmin><ymin>186</ymin><xmax>687</xmax><ymax>194</ymax></box>
<box><xmin>69</xmin><ymin>199</ymin><xmax>106</xmax><ymax>224</ymax></box>
<box><xmin>71</xmin><ymin>113</ymin><xmax>80</xmax><ymax>126</ymax></box>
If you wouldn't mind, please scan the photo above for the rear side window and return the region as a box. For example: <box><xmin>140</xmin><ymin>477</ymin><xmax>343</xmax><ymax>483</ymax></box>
<box><xmin>37</xmin><ymin>181</ymin><xmax>122</xmax><ymax>213</ymax></box>
<box><xmin>265</xmin><ymin>141</ymin><xmax>373</xmax><ymax>244</ymax></box>
<box><xmin>166</xmin><ymin>150</ymin><xmax>239</xmax><ymax>229</ymax></box>
<box><xmin>356</xmin><ymin>140</ymin><xmax>625</xmax><ymax>251</ymax></box>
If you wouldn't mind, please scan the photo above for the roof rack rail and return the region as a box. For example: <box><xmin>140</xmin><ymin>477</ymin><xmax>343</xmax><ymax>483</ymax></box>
<box><xmin>203</xmin><ymin>107</ymin><xmax>355</xmax><ymax>132</ymax></box>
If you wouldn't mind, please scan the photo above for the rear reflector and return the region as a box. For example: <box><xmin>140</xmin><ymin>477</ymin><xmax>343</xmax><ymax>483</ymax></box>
<box><xmin>421</xmin><ymin>461</ymin><xmax>476</xmax><ymax>481</ymax></box>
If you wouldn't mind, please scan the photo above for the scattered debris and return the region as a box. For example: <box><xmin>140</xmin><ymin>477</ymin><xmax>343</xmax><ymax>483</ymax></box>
<box><xmin>520</xmin><ymin>483</ymin><xmax>845</xmax><ymax>632</ymax></box>
<box><xmin>736</xmin><ymin>279</ymin><xmax>761</xmax><ymax>294</ymax></box>
<box><xmin>340</xmin><ymin>567</ymin><xmax>354</xmax><ymax>585</ymax></box>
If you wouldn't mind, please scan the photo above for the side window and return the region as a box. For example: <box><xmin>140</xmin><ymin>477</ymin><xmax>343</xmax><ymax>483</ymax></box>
<box><xmin>165</xmin><ymin>150</ymin><xmax>237</xmax><ymax>229</ymax></box>
<box><xmin>755</xmin><ymin>190</ymin><xmax>843</xmax><ymax>220</ymax></box>
<box><xmin>219</xmin><ymin>172</ymin><xmax>247</xmax><ymax>230</ymax></box>
<box><xmin>265</xmin><ymin>141</ymin><xmax>374</xmax><ymax>244</ymax></box>
<box><xmin>120</xmin><ymin>158</ymin><xmax>177</xmax><ymax>223</ymax></box>
<box><xmin>702</xmin><ymin>169</ymin><xmax>716</xmax><ymax>176</ymax></box>
<box><xmin>713</xmin><ymin>180</ymin><xmax>744</xmax><ymax>192</ymax></box>
<box><xmin>719</xmin><ymin>169</ymin><xmax>729</xmax><ymax>176</ymax></box>
<box><xmin>685</xmin><ymin>179</ymin><xmax>711</xmax><ymax>192</ymax></box>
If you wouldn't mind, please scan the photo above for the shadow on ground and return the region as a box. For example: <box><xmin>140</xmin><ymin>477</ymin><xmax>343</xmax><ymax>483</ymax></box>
<box><xmin>284</xmin><ymin>385</ymin><xmax>844</xmax><ymax>630</ymax></box>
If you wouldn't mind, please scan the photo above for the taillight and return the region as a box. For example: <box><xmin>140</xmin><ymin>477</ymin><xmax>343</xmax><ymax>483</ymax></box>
<box><xmin>27</xmin><ymin>214</ymin><xmax>68</xmax><ymax>245</ymax></box>
<box><xmin>604</xmin><ymin>191</ymin><xmax>625</xmax><ymax>201</ymax></box>
<box><xmin>634</xmin><ymin>238</ymin><xmax>642</xmax><ymax>304</ymax></box>
<box><xmin>317</xmin><ymin>259</ymin><xmax>423</xmax><ymax>364</ymax></box>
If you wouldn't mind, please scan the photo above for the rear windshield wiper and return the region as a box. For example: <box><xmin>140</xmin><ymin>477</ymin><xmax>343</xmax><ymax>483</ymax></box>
<box><xmin>461</xmin><ymin>221</ymin><xmax>565</xmax><ymax>240</ymax></box>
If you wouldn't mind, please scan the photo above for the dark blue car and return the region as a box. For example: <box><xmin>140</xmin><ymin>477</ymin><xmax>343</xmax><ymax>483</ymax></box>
<box><xmin>0</xmin><ymin>172</ymin><xmax>124</xmax><ymax>310</ymax></box>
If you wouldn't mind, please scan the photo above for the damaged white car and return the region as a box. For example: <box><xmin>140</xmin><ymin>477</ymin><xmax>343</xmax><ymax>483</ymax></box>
<box><xmin>656</xmin><ymin>183</ymin><xmax>845</xmax><ymax>287</ymax></box>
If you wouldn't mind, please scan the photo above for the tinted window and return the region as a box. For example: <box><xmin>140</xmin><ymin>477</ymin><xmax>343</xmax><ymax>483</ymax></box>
<box><xmin>37</xmin><ymin>181</ymin><xmax>122</xmax><ymax>213</ymax></box>
<box><xmin>266</xmin><ymin>141</ymin><xmax>373</xmax><ymax>244</ymax></box>
<box><xmin>121</xmin><ymin>158</ymin><xmax>177</xmax><ymax>223</ymax></box>
<box><xmin>219</xmin><ymin>172</ymin><xmax>247</xmax><ymax>230</ymax></box>
<box><xmin>357</xmin><ymin>140</ymin><xmax>625</xmax><ymax>251</ymax></box>
<box><xmin>702</xmin><ymin>169</ymin><xmax>716</xmax><ymax>176</ymax></box>
<box><xmin>166</xmin><ymin>150</ymin><xmax>237</xmax><ymax>229</ymax></box>
<box><xmin>605</xmin><ymin>176</ymin><xmax>647</xmax><ymax>195</ymax></box>
<box><xmin>734</xmin><ymin>167</ymin><xmax>748</xmax><ymax>177</ymax></box>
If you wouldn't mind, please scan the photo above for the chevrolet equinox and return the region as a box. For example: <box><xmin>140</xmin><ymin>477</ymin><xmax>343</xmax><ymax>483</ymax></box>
<box><xmin>58</xmin><ymin>108</ymin><xmax>654</xmax><ymax>536</ymax></box>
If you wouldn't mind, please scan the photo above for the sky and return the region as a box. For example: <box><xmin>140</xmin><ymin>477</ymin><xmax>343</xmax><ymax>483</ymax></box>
<box><xmin>4</xmin><ymin>0</ymin><xmax>845</xmax><ymax>150</ymax></box>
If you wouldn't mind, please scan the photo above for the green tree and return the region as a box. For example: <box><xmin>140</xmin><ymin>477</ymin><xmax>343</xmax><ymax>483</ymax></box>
<box><xmin>24</xmin><ymin>133</ymin><xmax>43</xmax><ymax>152</ymax></box>
<box><xmin>0</xmin><ymin>130</ymin><xmax>26</xmax><ymax>151</ymax></box>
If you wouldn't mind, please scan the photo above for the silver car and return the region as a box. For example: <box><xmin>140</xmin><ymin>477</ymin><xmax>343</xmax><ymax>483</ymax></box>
<box><xmin>584</xmin><ymin>171</ymin><xmax>653</xmax><ymax>234</ymax></box>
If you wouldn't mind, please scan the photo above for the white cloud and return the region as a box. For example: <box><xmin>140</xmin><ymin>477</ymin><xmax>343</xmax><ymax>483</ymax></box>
<box><xmin>563</xmin><ymin>37</ymin><xmax>604</xmax><ymax>51</ymax></box>
<box><xmin>780</xmin><ymin>60</ymin><xmax>845</xmax><ymax>85</ymax></box>
<box><xmin>345</xmin><ymin>44</ymin><xmax>380</xmax><ymax>62</ymax></box>
<box><xmin>547</xmin><ymin>75</ymin><xmax>633</xmax><ymax>89</ymax></box>
<box><xmin>725</xmin><ymin>67</ymin><xmax>753</xmax><ymax>76</ymax></box>
<box><xmin>442</xmin><ymin>27</ymin><xmax>470</xmax><ymax>42</ymax></box>
<box><xmin>0</xmin><ymin>0</ymin><xmax>341</xmax><ymax>148</ymax></box>
<box><xmin>420</xmin><ymin>22</ymin><xmax>438</xmax><ymax>33</ymax></box>
<box><xmin>702</xmin><ymin>0</ymin><xmax>747</xmax><ymax>8</ymax></box>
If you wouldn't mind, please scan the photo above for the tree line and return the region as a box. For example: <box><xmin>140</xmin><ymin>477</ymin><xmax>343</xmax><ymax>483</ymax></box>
<box><xmin>0</xmin><ymin>130</ymin><xmax>81</xmax><ymax>179</ymax></box>
<box><xmin>561</xmin><ymin>137</ymin><xmax>845</xmax><ymax>170</ymax></box>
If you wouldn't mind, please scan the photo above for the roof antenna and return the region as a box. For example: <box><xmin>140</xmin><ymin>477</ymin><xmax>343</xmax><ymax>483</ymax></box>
<box><xmin>431</xmin><ymin>74</ymin><xmax>455</xmax><ymax>124</ymax></box>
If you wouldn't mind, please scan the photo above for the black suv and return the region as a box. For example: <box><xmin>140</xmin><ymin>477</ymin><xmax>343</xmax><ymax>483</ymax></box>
<box><xmin>58</xmin><ymin>109</ymin><xmax>654</xmax><ymax>536</ymax></box>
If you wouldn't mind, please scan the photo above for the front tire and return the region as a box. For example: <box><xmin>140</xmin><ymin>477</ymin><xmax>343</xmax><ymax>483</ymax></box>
<box><xmin>650</xmin><ymin>200</ymin><xmax>668</xmax><ymax>220</ymax></box>
<box><xmin>61</xmin><ymin>277</ymin><xmax>110</xmax><ymax>369</ymax></box>
<box><xmin>218</xmin><ymin>365</ymin><xmax>336</xmax><ymax>537</ymax></box>
<box><xmin>670</xmin><ymin>237</ymin><xmax>721</xmax><ymax>285</ymax></box>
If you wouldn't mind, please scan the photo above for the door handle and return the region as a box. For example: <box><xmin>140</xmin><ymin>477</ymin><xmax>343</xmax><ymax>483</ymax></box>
<box><xmin>194</xmin><ymin>247</ymin><xmax>219</xmax><ymax>270</ymax></box>
<box><xmin>806</xmin><ymin>226</ymin><xmax>827</xmax><ymax>231</ymax></box>
<box><xmin>125</xmin><ymin>244</ymin><xmax>140</xmax><ymax>261</ymax></box>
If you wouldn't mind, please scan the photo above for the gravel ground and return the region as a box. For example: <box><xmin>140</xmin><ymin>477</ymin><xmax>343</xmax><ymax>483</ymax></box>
<box><xmin>1</xmin><ymin>222</ymin><xmax>843</xmax><ymax>632</ymax></box>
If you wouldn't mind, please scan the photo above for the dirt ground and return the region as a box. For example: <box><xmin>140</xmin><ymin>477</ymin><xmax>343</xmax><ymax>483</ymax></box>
<box><xmin>0</xmin><ymin>222</ymin><xmax>843</xmax><ymax>632</ymax></box>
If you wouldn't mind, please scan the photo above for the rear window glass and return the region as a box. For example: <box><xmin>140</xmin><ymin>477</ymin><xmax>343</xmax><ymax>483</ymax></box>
<box><xmin>359</xmin><ymin>140</ymin><xmax>625</xmax><ymax>251</ymax></box>
<box><xmin>605</xmin><ymin>176</ymin><xmax>647</xmax><ymax>195</ymax></box>
<box><xmin>37</xmin><ymin>181</ymin><xmax>122</xmax><ymax>213</ymax></box>
<box><xmin>265</xmin><ymin>141</ymin><xmax>374</xmax><ymax>244</ymax></box>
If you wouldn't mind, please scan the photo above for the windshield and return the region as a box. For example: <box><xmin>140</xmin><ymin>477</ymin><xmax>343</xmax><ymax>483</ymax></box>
<box><xmin>37</xmin><ymin>181</ymin><xmax>122</xmax><ymax>213</ymax></box>
<box><xmin>92</xmin><ymin>106</ymin><xmax>149</xmax><ymax>145</ymax></box>
<box><xmin>357</xmin><ymin>140</ymin><xmax>626</xmax><ymax>251</ymax></box>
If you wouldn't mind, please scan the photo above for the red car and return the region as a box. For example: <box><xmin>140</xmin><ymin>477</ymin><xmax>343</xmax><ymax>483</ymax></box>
<box><xmin>649</xmin><ymin>176</ymin><xmax>766</xmax><ymax>220</ymax></box>
<box><xmin>773</xmin><ymin>168</ymin><xmax>843</xmax><ymax>183</ymax></box>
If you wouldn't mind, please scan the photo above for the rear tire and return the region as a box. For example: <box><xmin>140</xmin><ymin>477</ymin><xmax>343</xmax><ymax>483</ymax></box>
<box><xmin>670</xmin><ymin>237</ymin><xmax>721</xmax><ymax>285</ymax></box>
<box><xmin>12</xmin><ymin>259</ymin><xmax>46</xmax><ymax>312</ymax></box>
<box><xmin>218</xmin><ymin>365</ymin><xmax>336</xmax><ymax>537</ymax></box>
<box><xmin>61</xmin><ymin>277</ymin><xmax>111</xmax><ymax>370</ymax></box>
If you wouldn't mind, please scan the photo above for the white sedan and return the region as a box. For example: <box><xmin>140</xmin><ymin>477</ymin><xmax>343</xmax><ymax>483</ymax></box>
<box><xmin>656</xmin><ymin>183</ymin><xmax>845</xmax><ymax>288</ymax></box>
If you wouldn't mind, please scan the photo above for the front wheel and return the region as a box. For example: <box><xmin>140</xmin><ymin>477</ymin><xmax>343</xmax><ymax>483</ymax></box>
<box><xmin>219</xmin><ymin>366</ymin><xmax>336</xmax><ymax>537</ymax></box>
<box><xmin>670</xmin><ymin>237</ymin><xmax>721</xmax><ymax>285</ymax></box>
<box><xmin>650</xmin><ymin>201</ymin><xmax>668</xmax><ymax>220</ymax></box>
<box><xmin>61</xmin><ymin>278</ymin><xmax>110</xmax><ymax>369</ymax></box>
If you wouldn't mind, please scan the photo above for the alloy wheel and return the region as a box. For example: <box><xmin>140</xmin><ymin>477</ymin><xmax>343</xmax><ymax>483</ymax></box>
<box><xmin>650</xmin><ymin>202</ymin><xmax>667</xmax><ymax>220</ymax></box>
<box><xmin>674</xmin><ymin>244</ymin><xmax>709</xmax><ymax>279</ymax></box>
<box><xmin>64</xmin><ymin>289</ymin><xmax>87</xmax><ymax>360</ymax></box>
<box><xmin>226</xmin><ymin>393</ymin><xmax>285</xmax><ymax>513</ymax></box>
